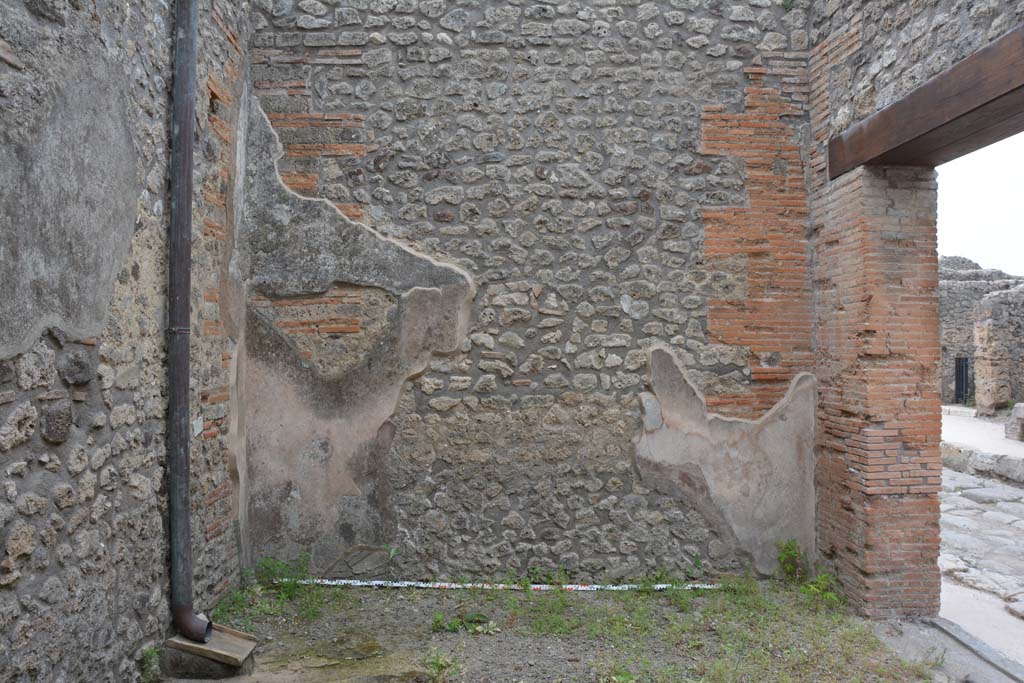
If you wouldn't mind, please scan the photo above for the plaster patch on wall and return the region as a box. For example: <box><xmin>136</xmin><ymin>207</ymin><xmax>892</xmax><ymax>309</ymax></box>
<box><xmin>0</xmin><ymin>57</ymin><xmax>136</xmax><ymax>358</ymax></box>
<box><xmin>236</xmin><ymin>97</ymin><xmax>475</xmax><ymax>568</ymax></box>
<box><xmin>240</xmin><ymin>97</ymin><xmax>473</xmax><ymax>319</ymax></box>
<box><xmin>637</xmin><ymin>344</ymin><xmax>816</xmax><ymax>574</ymax></box>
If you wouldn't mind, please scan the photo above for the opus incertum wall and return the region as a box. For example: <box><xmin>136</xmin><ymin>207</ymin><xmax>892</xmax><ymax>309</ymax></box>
<box><xmin>235</xmin><ymin>0</ymin><xmax>1024</xmax><ymax>618</ymax></box>
<box><xmin>4</xmin><ymin>5</ymin><xmax>1024</xmax><ymax>677</ymax></box>
<box><xmin>237</xmin><ymin>0</ymin><xmax>820</xmax><ymax>583</ymax></box>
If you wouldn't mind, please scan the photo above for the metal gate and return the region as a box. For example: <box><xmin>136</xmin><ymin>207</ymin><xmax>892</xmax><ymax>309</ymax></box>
<box><xmin>954</xmin><ymin>356</ymin><xmax>971</xmax><ymax>405</ymax></box>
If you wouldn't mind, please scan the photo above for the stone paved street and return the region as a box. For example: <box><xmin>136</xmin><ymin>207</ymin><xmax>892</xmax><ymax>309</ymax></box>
<box><xmin>940</xmin><ymin>468</ymin><xmax>1024</xmax><ymax>618</ymax></box>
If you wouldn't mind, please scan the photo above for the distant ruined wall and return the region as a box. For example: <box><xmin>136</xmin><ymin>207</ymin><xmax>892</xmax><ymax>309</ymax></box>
<box><xmin>974</xmin><ymin>284</ymin><xmax>1024</xmax><ymax>415</ymax></box>
<box><xmin>238</xmin><ymin>0</ymin><xmax>819</xmax><ymax>581</ymax></box>
<box><xmin>0</xmin><ymin>2</ymin><xmax>250</xmax><ymax>681</ymax></box>
<box><xmin>809</xmin><ymin>0</ymin><xmax>1023</xmax><ymax>617</ymax></box>
<box><xmin>938</xmin><ymin>257</ymin><xmax>1024</xmax><ymax>404</ymax></box>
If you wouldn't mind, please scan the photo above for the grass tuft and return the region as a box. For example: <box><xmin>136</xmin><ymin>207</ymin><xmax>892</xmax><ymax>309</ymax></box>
<box><xmin>212</xmin><ymin>553</ymin><xmax>352</xmax><ymax>630</ymax></box>
<box><xmin>422</xmin><ymin>650</ymin><xmax>460</xmax><ymax>683</ymax></box>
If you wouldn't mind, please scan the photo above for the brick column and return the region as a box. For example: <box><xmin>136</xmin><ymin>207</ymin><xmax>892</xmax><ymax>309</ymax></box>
<box><xmin>813</xmin><ymin>165</ymin><xmax>942</xmax><ymax>617</ymax></box>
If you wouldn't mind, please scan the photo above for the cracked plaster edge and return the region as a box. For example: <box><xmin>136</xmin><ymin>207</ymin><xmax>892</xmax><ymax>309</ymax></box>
<box><xmin>640</xmin><ymin>341</ymin><xmax>818</xmax><ymax>431</ymax></box>
<box><xmin>250</xmin><ymin>95</ymin><xmax>477</xmax><ymax>309</ymax></box>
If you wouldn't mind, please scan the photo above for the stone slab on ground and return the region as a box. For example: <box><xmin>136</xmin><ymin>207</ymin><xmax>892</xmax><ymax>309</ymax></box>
<box><xmin>943</xmin><ymin>405</ymin><xmax>979</xmax><ymax>418</ymax></box>
<box><xmin>961</xmin><ymin>486</ymin><xmax>1024</xmax><ymax>505</ymax></box>
<box><xmin>940</xmin><ymin>581</ymin><xmax>1024</xmax><ymax>671</ymax></box>
<box><xmin>940</xmin><ymin>468</ymin><xmax>1024</xmax><ymax>609</ymax></box>
<box><xmin>944</xmin><ymin>443</ymin><xmax>1024</xmax><ymax>485</ymax></box>
<box><xmin>874</xmin><ymin>615</ymin><xmax>1019</xmax><ymax>683</ymax></box>
<box><xmin>942</xmin><ymin>411</ymin><xmax>1024</xmax><ymax>485</ymax></box>
<box><xmin>163</xmin><ymin>624</ymin><xmax>258</xmax><ymax>678</ymax></box>
<box><xmin>943</xmin><ymin>469</ymin><xmax>991</xmax><ymax>492</ymax></box>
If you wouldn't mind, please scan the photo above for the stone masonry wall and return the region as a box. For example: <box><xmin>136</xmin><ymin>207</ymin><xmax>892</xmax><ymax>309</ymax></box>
<box><xmin>938</xmin><ymin>257</ymin><xmax>1023</xmax><ymax>404</ymax></box>
<box><xmin>241</xmin><ymin>0</ymin><xmax>819</xmax><ymax>581</ymax></box>
<box><xmin>808</xmin><ymin>0</ymin><xmax>1022</xmax><ymax>617</ymax></box>
<box><xmin>0</xmin><ymin>2</ymin><xmax>250</xmax><ymax>681</ymax></box>
<box><xmin>974</xmin><ymin>283</ymin><xmax>1024</xmax><ymax>415</ymax></box>
<box><xmin>193</xmin><ymin>1</ymin><xmax>253</xmax><ymax>605</ymax></box>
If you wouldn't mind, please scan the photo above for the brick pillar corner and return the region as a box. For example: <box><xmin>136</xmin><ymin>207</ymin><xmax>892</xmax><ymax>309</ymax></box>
<box><xmin>813</xmin><ymin>164</ymin><xmax>942</xmax><ymax>618</ymax></box>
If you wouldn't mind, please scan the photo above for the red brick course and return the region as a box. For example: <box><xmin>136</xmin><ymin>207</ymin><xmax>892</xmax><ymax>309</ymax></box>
<box><xmin>701</xmin><ymin>54</ymin><xmax>815</xmax><ymax>418</ymax></box>
<box><xmin>251</xmin><ymin>285</ymin><xmax>365</xmax><ymax>339</ymax></box>
<box><xmin>252</xmin><ymin>47</ymin><xmax>371</xmax><ymax>217</ymax></box>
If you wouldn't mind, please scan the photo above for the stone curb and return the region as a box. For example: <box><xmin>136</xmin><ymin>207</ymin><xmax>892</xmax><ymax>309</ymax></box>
<box><xmin>927</xmin><ymin>618</ymin><xmax>1024</xmax><ymax>683</ymax></box>
<box><xmin>942</xmin><ymin>442</ymin><xmax>1024</xmax><ymax>486</ymax></box>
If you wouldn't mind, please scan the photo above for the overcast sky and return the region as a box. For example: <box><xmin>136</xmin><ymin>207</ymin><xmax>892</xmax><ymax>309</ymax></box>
<box><xmin>937</xmin><ymin>131</ymin><xmax>1024</xmax><ymax>277</ymax></box>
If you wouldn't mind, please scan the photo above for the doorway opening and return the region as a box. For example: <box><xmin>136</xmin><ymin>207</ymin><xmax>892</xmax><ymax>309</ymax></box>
<box><xmin>821</xmin><ymin>24</ymin><xmax>1024</xmax><ymax>644</ymax></box>
<box><xmin>932</xmin><ymin>129</ymin><xmax>1024</xmax><ymax>662</ymax></box>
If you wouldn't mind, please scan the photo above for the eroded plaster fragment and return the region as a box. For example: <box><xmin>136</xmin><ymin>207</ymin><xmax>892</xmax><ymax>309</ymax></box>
<box><xmin>637</xmin><ymin>345</ymin><xmax>816</xmax><ymax>575</ymax></box>
<box><xmin>240</xmin><ymin>98</ymin><xmax>472</xmax><ymax>329</ymax></box>
<box><xmin>236</xmin><ymin>97</ymin><xmax>475</xmax><ymax>568</ymax></box>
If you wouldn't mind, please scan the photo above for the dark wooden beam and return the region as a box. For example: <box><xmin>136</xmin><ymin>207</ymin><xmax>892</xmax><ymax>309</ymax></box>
<box><xmin>828</xmin><ymin>24</ymin><xmax>1024</xmax><ymax>179</ymax></box>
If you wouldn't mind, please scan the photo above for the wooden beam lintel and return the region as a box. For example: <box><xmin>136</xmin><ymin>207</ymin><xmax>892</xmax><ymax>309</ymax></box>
<box><xmin>828</xmin><ymin>24</ymin><xmax>1024</xmax><ymax>179</ymax></box>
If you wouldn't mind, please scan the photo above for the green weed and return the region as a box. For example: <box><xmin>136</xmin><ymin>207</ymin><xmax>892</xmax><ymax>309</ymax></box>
<box><xmin>663</xmin><ymin>587</ymin><xmax>692</xmax><ymax>612</ymax></box>
<box><xmin>776</xmin><ymin>538</ymin><xmax>809</xmax><ymax>584</ymax></box>
<box><xmin>139</xmin><ymin>646</ymin><xmax>160</xmax><ymax>683</ymax></box>
<box><xmin>584</xmin><ymin>594</ymin><xmax>657</xmax><ymax>639</ymax></box>
<box><xmin>524</xmin><ymin>588</ymin><xmax>582</xmax><ymax>636</ymax></box>
<box><xmin>254</xmin><ymin>554</ymin><xmax>312</xmax><ymax>601</ymax></box>
<box><xmin>212</xmin><ymin>554</ymin><xmax>350</xmax><ymax>628</ymax></box>
<box><xmin>691</xmin><ymin>551</ymin><xmax>704</xmax><ymax>578</ymax></box>
<box><xmin>431</xmin><ymin>611</ymin><xmax>499</xmax><ymax>635</ymax></box>
<box><xmin>423</xmin><ymin>650</ymin><xmax>460</xmax><ymax>683</ymax></box>
<box><xmin>595</xmin><ymin>662</ymin><xmax>639</xmax><ymax>682</ymax></box>
<box><xmin>800</xmin><ymin>572</ymin><xmax>844</xmax><ymax>609</ymax></box>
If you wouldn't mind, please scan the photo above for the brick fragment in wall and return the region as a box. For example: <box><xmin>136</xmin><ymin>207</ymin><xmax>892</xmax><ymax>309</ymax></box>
<box><xmin>700</xmin><ymin>58</ymin><xmax>815</xmax><ymax>418</ymax></box>
<box><xmin>249</xmin><ymin>284</ymin><xmax>400</xmax><ymax>376</ymax></box>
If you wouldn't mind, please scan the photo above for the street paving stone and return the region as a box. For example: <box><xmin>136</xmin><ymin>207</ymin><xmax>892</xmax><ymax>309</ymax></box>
<box><xmin>941</xmin><ymin>468</ymin><xmax>1024</xmax><ymax>616</ymax></box>
<box><xmin>960</xmin><ymin>486</ymin><xmax>1024</xmax><ymax>505</ymax></box>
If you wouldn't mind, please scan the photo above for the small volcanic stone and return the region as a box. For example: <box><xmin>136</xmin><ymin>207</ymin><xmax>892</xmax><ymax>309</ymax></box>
<box><xmin>40</xmin><ymin>399</ymin><xmax>72</xmax><ymax>444</ymax></box>
<box><xmin>58</xmin><ymin>349</ymin><xmax>95</xmax><ymax>385</ymax></box>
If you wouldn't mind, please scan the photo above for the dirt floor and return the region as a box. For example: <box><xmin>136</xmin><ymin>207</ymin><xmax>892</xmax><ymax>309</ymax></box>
<box><xmin>172</xmin><ymin>574</ymin><xmax>942</xmax><ymax>683</ymax></box>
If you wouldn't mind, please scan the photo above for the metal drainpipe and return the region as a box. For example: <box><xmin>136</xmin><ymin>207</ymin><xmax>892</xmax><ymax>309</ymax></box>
<box><xmin>167</xmin><ymin>0</ymin><xmax>213</xmax><ymax>644</ymax></box>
